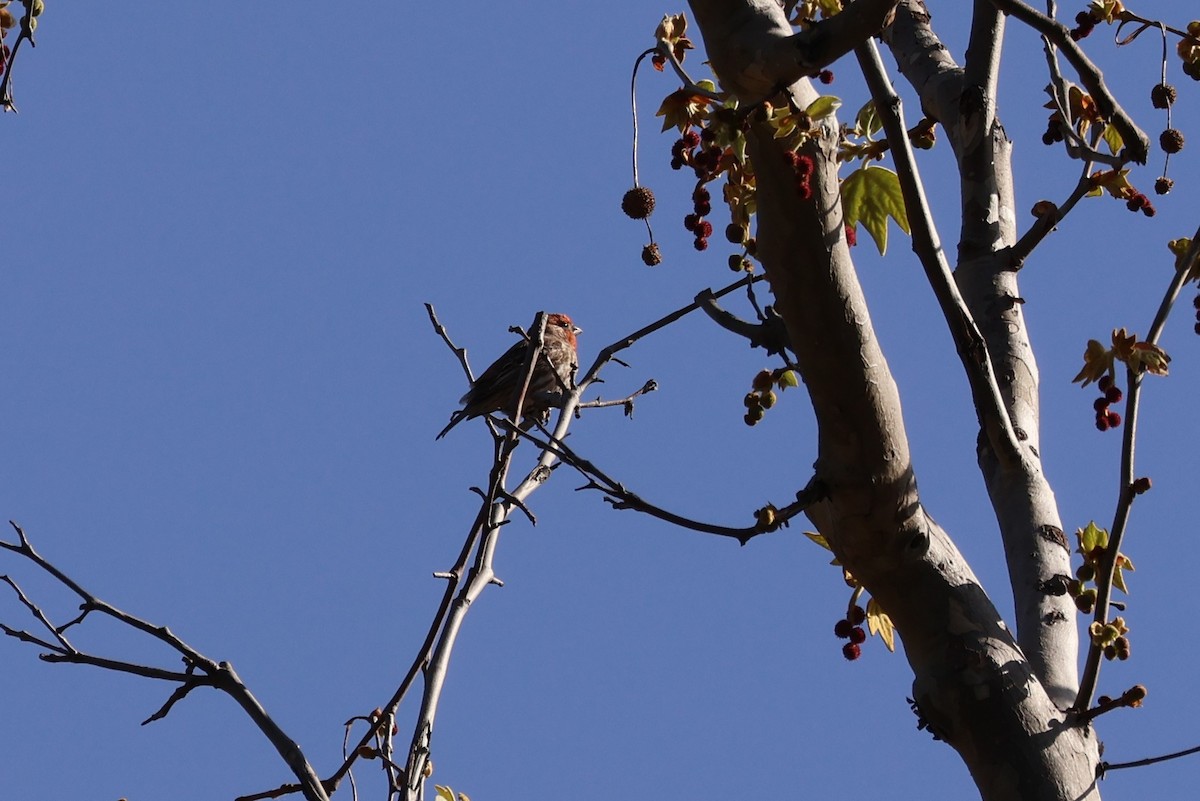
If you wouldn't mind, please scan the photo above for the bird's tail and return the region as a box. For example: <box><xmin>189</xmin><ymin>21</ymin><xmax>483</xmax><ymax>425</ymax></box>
<box><xmin>435</xmin><ymin>410</ymin><xmax>468</xmax><ymax>440</ymax></box>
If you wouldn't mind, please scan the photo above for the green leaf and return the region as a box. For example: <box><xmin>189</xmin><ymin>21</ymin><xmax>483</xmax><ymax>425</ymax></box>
<box><xmin>866</xmin><ymin>598</ymin><xmax>896</xmax><ymax>652</ymax></box>
<box><xmin>777</xmin><ymin>369</ymin><xmax>799</xmax><ymax>389</ymax></box>
<box><xmin>840</xmin><ymin>165</ymin><xmax>910</xmax><ymax>255</ymax></box>
<box><xmin>805</xmin><ymin>95</ymin><xmax>842</xmax><ymax>121</ymax></box>
<box><xmin>854</xmin><ymin>100</ymin><xmax>882</xmax><ymax>137</ymax></box>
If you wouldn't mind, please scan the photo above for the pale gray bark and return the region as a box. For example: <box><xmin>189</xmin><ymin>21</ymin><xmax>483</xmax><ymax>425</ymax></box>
<box><xmin>686</xmin><ymin>1</ymin><xmax>1101</xmax><ymax>798</ymax></box>
<box><xmin>885</xmin><ymin>0</ymin><xmax>1080</xmax><ymax>710</ymax></box>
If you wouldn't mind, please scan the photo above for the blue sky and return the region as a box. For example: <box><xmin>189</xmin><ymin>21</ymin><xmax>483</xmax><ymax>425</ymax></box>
<box><xmin>2</xmin><ymin>2</ymin><xmax>1198</xmax><ymax>799</ymax></box>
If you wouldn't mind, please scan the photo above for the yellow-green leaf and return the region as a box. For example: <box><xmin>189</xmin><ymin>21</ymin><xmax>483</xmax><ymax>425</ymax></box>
<box><xmin>805</xmin><ymin>95</ymin><xmax>842</xmax><ymax>122</ymax></box>
<box><xmin>854</xmin><ymin>99</ymin><xmax>882</xmax><ymax>137</ymax></box>
<box><xmin>804</xmin><ymin>530</ymin><xmax>831</xmax><ymax>550</ymax></box>
<box><xmin>1101</xmin><ymin>123</ymin><xmax>1123</xmax><ymax>155</ymax></box>
<box><xmin>1078</xmin><ymin>521</ymin><xmax>1108</xmax><ymax>553</ymax></box>
<box><xmin>840</xmin><ymin>165</ymin><xmax>910</xmax><ymax>255</ymax></box>
<box><xmin>435</xmin><ymin>787</ymin><xmax>455</xmax><ymax>801</ymax></box>
<box><xmin>866</xmin><ymin>598</ymin><xmax>896</xmax><ymax>652</ymax></box>
<box><xmin>777</xmin><ymin>369</ymin><xmax>799</xmax><ymax>389</ymax></box>
<box><xmin>1072</xmin><ymin>339</ymin><xmax>1112</xmax><ymax>386</ymax></box>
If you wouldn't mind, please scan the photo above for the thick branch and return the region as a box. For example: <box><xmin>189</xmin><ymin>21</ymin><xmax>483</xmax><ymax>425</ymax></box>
<box><xmin>886</xmin><ymin>0</ymin><xmax>1082</xmax><ymax>709</ymax></box>
<box><xmin>688</xmin><ymin>2</ymin><xmax>1100</xmax><ymax>797</ymax></box>
<box><xmin>855</xmin><ymin>37</ymin><xmax>1022</xmax><ymax>469</ymax></box>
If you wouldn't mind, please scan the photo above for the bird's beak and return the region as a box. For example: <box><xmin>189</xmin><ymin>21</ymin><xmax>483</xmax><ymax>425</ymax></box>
<box><xmin>573</xmin><ymin>325</ymin><xmax>582</xmax><ymax>335</ymax></box>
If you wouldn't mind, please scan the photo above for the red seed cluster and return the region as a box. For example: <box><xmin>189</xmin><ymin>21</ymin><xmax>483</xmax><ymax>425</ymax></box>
<box><xmin>671</xmin><ymin>126</ymin><xmax>727</xmax><ymax>250</ymax></box>
<box><xmin>844</xmin><ymin>224</ymin><xmax>857</xmax><ymax>247</ymax></box>
<box><xmin>1193</xmin><ymin>292</ymin><xmax>1200</xmax><ymax>336</ymax></box>
<box><xmin>1093</xmin><ymin>375</ymin><xmax>1123</xmax><ymax>432</ymax></box>
<box><xmin>835</xmin><ymin>604</ymin><xmax>867</xmax><ymax>661</ymax></box>
<box><xmin>1125</xmin><ymin>191</ymin><xmax>1157</xmax><ymax>217</ymax></box>
<box><xmin>1070</xmin><ymin>10</ymin><xmax>1098</xmax><ymax>40</ymax></box>
<box><xmin>786</xmin><ymin>150</ymin><xmax>815</xmax><ymax>201</ymax></box>
<box><xmin>1042</xmin><ymin>117</ymin><xmax>1065</xmax><ymax>146</ymax></box>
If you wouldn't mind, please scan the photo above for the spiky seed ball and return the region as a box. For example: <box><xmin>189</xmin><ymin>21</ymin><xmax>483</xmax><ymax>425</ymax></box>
<box><xmin>728</xmin><ymin>254</ymin><xmax>744</xmax><ymax>271</ymax></box>
<box><xmin>1106</xmin><ymin>410</ymin><xmax>1122</xmax><ymax>427</ymax></box>
<box><xmin>1160</xmin><ymin>128</ymin><xmax>1185</xmax><ymax>154</ymax></box>
<box><xmin>744</xmin><ymin>392</ymin><xmax>761</xmax><ymax>409</ymax></box>
<box><xmin>1151</xmin><ymin>83</ymin><xmax>1177</xmax><ymax>109</ymax></box>
<box><xmin>641</xmin><ymin>243</ymin><xmax>662</xmax><ymax>266</ymax></box>
<box><xmin>1105</xmin><ymin>386</ymin><xmax>1123</xmax><ymax>403</ymax></box>
<box><xmin>693</xmin><ymin>236</ymin><xmax>709</xmax><ymax>251</ymax></box>
<box><xmin>842</xmin><ymin>642</ymin><xmax>862</xmax><ymax>661</ymax></box>
<box><xmin>682</xmin><ymin>129</ymin><xmax>701</xmax><ymax>149</ymax></box>
<box><xmin>621</xmin><ymin>186</ymin><xmax>656</xmax><ymax>219</ymax></box>
<box><xmin>818</xmin><ymin>70</ymin><xmax>834</xmax><ymax>85</ymax></box>
<box><xmin>849</xmin><ymin>604</ymin><xmax>866</xmax><ymax>625</ymax></box>
<box><xmin>760</xmin><ymin>390</ymin><xmax>777</xmax><ymax>409</ymax></box>
<box><xmin>1155</xmin><ymin>177</ymin><xmax>1174</xmax><ymax>195</ymax></box>
<box><xmin>725</xmin><ymin>223</ymin><xmax>747</xmax><ymax>244</ymax></box>
<box><xmin>752</xmin><ymin>370</ymin><xmax>774</xmax><ymax>391</ymax></box>
<box><xmin>834</xmin><ymin>619</ymin><xmax>854</xmax><ymax>639</ymax></box>
<box><xmin>848</xmin><ymin>626</ymin><xmax>867</xmax><ymax>644</ymax></box>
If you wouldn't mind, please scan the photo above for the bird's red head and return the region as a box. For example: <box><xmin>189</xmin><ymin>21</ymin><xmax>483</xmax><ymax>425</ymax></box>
<box><xmin>545</xmin><ymin>313</ymin><xmax>581</xmax><ymax>348</ymax></box>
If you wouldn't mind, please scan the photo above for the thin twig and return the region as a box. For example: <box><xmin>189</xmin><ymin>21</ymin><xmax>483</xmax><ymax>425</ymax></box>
<box><xmin>1101</xmin><ymin>743</ymin><xmax>1200</xmax><ymax>775</ymax></box>
<box><xmin>1</xmin><ymin>522</ymin><xmax>329</xmax><ymax>801</ymax></box>
<box><xmin>1010</xmin><ymin>162</ymin><xmax>1096</xmax><ymax>268</ymax></box>
<box><xmin>576</xmin><ymin>379</ymin><xmax>659</xmax><ymax>411</ymax></box>
<box><xmin>631</xmin><ymin>48</ymin><xmax>657</xmax><ymax>187</ymax></box>
<box><xmin>1073</xmin><ymin>224</ymin><xmax>1200</xmax><ymax>712</ymax></box>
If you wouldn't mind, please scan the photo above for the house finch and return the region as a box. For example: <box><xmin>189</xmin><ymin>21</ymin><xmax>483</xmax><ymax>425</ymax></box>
<box><xmin>436</xmin><ymin>312</ymin><xmax>581</xmax><ymax>439</ymax></box>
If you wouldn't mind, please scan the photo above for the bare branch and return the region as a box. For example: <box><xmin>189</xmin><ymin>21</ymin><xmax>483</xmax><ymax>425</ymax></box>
<box><xmin>1</xmin><ymin>523</ymin><xmax>329</xmax><ymax>801</ymax></box>
<box><xmin>0</xmin><ymin>573</ymin><xmax>74</xmax><ymax>652</ymax></box>
<box><xmin>141</xmin><ymin>679</ymin><xmax>206</xmax><ymax>725</ymax></box>
<box><xmin>576</xmin><ymin>274</ymin><xmax>760</xmax><ymax>390</ymax></box>
<box><xmin>576</xmin><ymin>379</ymin><xmax>659</xmax><ymax>411</ymax></box>
<box><xmin>1075</xmin><ymin>225</ymin><xmax>1200</xmax><ymax>711</ymax></box>
<box><xmin>1010</xmin><ymin>165</ymin><xmax>1096</xmax><ymax>268</ymax></box>
<box><xmin>425</xmin><ymin>303</ymin><xmax>475</xmax><ymax>384</ymax></box>
<box><xmin>695</xmin><ymin>289</ymin><xmax>791</xmax><ymax>355</ymax></box>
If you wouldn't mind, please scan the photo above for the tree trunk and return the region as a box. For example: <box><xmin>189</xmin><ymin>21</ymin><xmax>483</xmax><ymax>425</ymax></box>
<box><xmin>685</xmin><ymin>2</ymin><xmax>1102</xmax><ymax>797</ymax></box>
